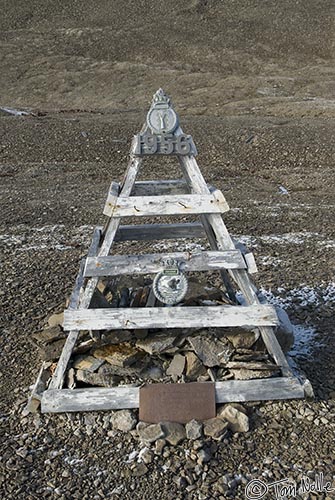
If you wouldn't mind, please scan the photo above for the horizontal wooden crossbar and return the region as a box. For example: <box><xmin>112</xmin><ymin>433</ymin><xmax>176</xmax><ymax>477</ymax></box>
<box><xmin>63</xmin><ymin>305</ymin><xmax>279</xmax><ymax>331</ymax></box>
<box><xmin>114</xmin><ymin>222</ymin><xmax>207</xmax><ymax>242</ymax></box>
<box><xmin>131</xmin><ymin>179</ymin><xmax>189</xmax><ymax>196</ymax></box>
<box><xmin>41</xmin><ymin>377</ymin><xmax>304</xmax><ymax>413</ymax></box>
<box><xmin>84</xmin><ymin>250</ymin><xmax>247</xmax><ymax>277</ymax></box>
<box><xmin>103</xmin><ymin>191</ymin><xmax>229</xmax><ymax>218</ymax></box>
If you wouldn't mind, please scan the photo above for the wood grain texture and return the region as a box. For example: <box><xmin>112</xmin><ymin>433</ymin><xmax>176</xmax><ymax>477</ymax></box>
<box><xmin>41</xmin><ymin>386</ymin><xmax>139</xmax><ymax>413</ymax></box>
<box><xmin>41</xmin><ymin>377</ymin><xmax>304</xmax><ymax>413</ymax></box>
<box><xmin>114</xmin><ymin>222</ymin><xmax>206</xmax><ymax>242</ymax></box>
<box><xmin>215</xmin><ymin>377</ymin><xmax>304</xmax><ymax>402</ymax></box>
<box><xmin>103</xmin><ymin>191</ymin><xmax>229</xmax><ymax>218</ymax></box>
<box><xmin>63</xmin><ymin>304</ymin><xmax>279</xmax><ymax>331</ymax></box>
<box><xmin>131</xmin><ymin>179</ymin><xmax>188</xmax><ymax>196</ymax></box>
<box><xmin>178</xmin><ymin>150</ymin><xmax>292</xmax><ymax>377</ymax></box>
<box><xmin>103</xmin><ymin>181</ymin><xmax>120</xmax><ymax>217</ymax></box>
<box><xmin>84</xmin><ymin>249</ymin><xmax>246</xmax><ymax>277</ymax></box>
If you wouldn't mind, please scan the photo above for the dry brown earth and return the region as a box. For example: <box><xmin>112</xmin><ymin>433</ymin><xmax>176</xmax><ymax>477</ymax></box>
<box><xmin>0</xmin><ymin>1</ymin><xmax>334</xmax><ymax>499</ymax></box>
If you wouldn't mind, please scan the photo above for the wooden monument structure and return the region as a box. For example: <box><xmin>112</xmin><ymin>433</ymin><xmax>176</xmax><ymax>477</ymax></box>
<box><xmin>41</xmin><ymin>89</ymin><xmax>307</xmax><ymax>413</ymax></box>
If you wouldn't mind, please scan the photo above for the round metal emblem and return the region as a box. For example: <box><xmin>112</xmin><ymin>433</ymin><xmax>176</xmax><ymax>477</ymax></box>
<box><xmin>147</xmin><ymin>107</ymin><xmax>178</xmax><ymax>134</ymax></box>
<box><xmin>153</xmin><ymin>259</ymin><xmax>188</xmax><ymax>305</ymax></box>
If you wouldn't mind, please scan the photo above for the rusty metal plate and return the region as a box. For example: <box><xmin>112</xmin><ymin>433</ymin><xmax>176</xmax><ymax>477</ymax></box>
<box><xmin>139</xmin><ymin>382</ymin><xmax>216</xmax><ymax>424</ymax></box>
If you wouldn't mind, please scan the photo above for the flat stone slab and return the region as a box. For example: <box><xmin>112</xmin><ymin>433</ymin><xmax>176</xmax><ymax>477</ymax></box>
<box><xmin>139</xmin><ymin>382</ymin><xmax>215</xmax><ymax>424</ymax></box>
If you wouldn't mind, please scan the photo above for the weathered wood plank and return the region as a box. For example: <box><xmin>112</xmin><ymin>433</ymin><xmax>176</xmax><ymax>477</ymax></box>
<box><xmin>243</xmin><ymin>252</ymin><xmax>258</xmax><ymax>274</ymax></box>
<box><xmin>178</xmin><ymin>151</ymin><xmax>292</xmax><ymax>377</ymax></box>
<box><xmin>131</xmin><ymin>179</ymin><xmax>188</xmax><ymax>196</ymax></box>
<box><xmin>103</xmin><ymin>191</ymin><xmax>229</xmax><ymax>218</ymax></box>
<box><xmin>215</xmin><ymin>377</ymin><xmax>304</xmax><ymax>402</ymax></box>
<box><xmin>41</xmin><ymin>377</ymin><xmax>304</xmax><ymax>413</ymax></box>
<box><xmin>23</xmin><ymin>362</ymin><xmax>51</xmax><ymax>414</ymax></box>
<box><xmin>84</xmin><ymin>250</ymin><xmax>246</xmax><ymax>277</ymax></box>
<box><xmin>63</xmin><ymin>304</ymin><xmax>279</xmax><ymax>331</ymax></box>
<box><xmin>49</xmin><ymin>227</ymin><xmax>102</xmax><ymax>390</ymax></box>
<box><xmin>115</xmin><ymin>222</ymin><xmax>206</xmax><ymax>242</ymax></box>
<box><xmin>41</xmin><ymin>386</ymin><xmax>139</xmax><ymax>413</ymax></box>
<box><xmin>103</xmin><ymin>181</ymin><xmax>120</xmax><ymax>217</ymax></box>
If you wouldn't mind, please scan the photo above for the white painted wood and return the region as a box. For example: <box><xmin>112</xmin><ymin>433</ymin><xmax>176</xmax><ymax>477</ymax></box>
<box><xmin>178</xmin><ymin>150</ymin><xmax>292</xmax><ymax>377</ymax></box>
<box><xmin>41</xmin><ymin>386</ymin><xmax>140</xmax><ymax>413</ymax></box>
<box><xmin>244</xmin><ymin>252</ymin><xmax>258</xmax><ymax>274</ymax></box>
<box><xmin>84</xmin><ymin>250</ymin><xmax>246</xmax><ymax>277</ymax></box>
<box><xmin>215</xmin><ymin>377</ymin><xmax>304</xmax><ymax>402</ymax></box>
<box><xmin>131</xmin><ymin>179</ymin><xmax>188</xmax><ymax>196</ymax></box>
<box><xmin>103</xmin><ymin>181</ymin><xmax>120</xmax><ymax>217</ymax></box>
<box><xmin>63</xmin><ymin>304</ymin><xmax>279</xmax><ymax>331</ymax></box>
<box><xmin>49</xmin><ymin>227</ymin><xmax>102</xmax><ymax>390</ymax></box>
<box><xmin>23</xmin><ymin>362</ymin><xmax>51</xmax><ymax>414</ymax></box>
<box><xmin>41</xmin><ymin>377</ymin><xmax>304</xmax><ymax>413</ymax></box>
<box><xmin>115</xmin><ymin>222</ymin><xmax>206</xmax><ymax>242</ymax></box>
<box><xmin>104</xmin><ymin>191</ymin><xmax>229</xmax><ymax>218</ymax></box>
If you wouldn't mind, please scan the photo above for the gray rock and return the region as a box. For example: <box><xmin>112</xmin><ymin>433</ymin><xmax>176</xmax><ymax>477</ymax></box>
<box><xmin>138</xmin><ymin>446</ymin><xmax>153</xmax><ymax>464</ymax></box>
<box><xmin>230</xmin><ymin>368</ymin><xmax>278</xmax><ymax>380</ymax></box>
<box><xmin>154</xmin><ymin>438</ymin><xmax>166</xmax><ymax>455</ymax></box>
<box><xmin>47</xmin><ymin>312</ymin><xmax>64</xmax><ymax>328</ymax></box>
<box><xmin>203</xmin><ymin>418</ymin><xmax>229</xmax><ymax>440</ymax></box>
<box><xmin>138</xmin><ymin>423</ymin><xmax>165</xmax><ymax>443</ymax></box>
<box><xmin>219</xmin><ymin>405</ymin><xmax>249</xmax><ymax>433</ymax></box>
<box><xmin>111</xmin><ymin>410</ymin><xmax>137</xmax><ymax>432</ymax></box>
<box><xmin>224</xmin><ymin>327</ymin><xmax>259</xmax><ymax>349</ymax></box>
<box><xmin>142</xmin><ymin>366</ymin><xmax>163</xmax><ymax>380</ymax></box>
<box><xmin>130</xmin><ymin>462</ymin><xmax>148</xmax><ymax>477</ymax></box>
<box><xmin>162</xmin><ymin>422</ymin><xmax>186</xmax><ymax>445</ymax></box>
<box><xmin>185</xmin><ymin>419</ymin><xmax>203</xmax><ymax>440</ymax></box>
<box><xmin>217</xmin><ymin>402</ymin><xmax>247</xmax><ymax>416</ymax></box>
<box><xmin>187</xmin><ymin>335</ymin><xmax>234</xmax><ymax>367</ymax></box>
<box><xmin>136</xmin><ymin>333</ymin><xmax>176</xmax><ymax>354</ymax></box>
<box><xmin>185</xmin><ymin>352</ymin><xmax>207</xmax><ymax>380</ymax></box>
<box><xmin>197</xmin><ymin>448</ymin><xmax>212</xmax><ymax>465</ymax></box>
<box><xmin>73</xmin><ymin>355</ymin><xmax>105</xmax><ymax>373</ymax></box>
<box><xmin>100</xmin><ymin>329</ymin><xmax>132</xmax><ymax>344</ymax></box>
<box><xmin>166</xmin><ymin>354</ymin><xmax>186</xmax><ymax>377</ymax></box>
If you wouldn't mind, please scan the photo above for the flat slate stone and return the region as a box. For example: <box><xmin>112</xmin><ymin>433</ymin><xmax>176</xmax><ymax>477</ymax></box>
<box><xmin>139</xmin><ymin>382</ymin><xmax>215</xmax><ymax>424</ymax></box>
<box><xmin>187</xmin><ymin>335</ymin><xmax>234</xmax><ymax>367</ymax></box>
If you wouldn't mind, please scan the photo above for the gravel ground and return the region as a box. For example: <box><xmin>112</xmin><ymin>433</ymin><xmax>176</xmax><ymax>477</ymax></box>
<box><xmin>1</xmin><ymin>1</ymin><xmax>335</xmax><ymax>498</ymax></box>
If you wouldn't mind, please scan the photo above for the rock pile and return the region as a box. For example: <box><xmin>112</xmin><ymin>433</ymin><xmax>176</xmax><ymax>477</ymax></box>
<box><xmin>33</xmin><ymin>276</ymin><xmax>293</xmax><ymax>392</ymax></box>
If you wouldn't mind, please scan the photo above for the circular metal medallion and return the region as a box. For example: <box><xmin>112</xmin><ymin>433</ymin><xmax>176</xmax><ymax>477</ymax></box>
<box><xmin>153</xmin><ymin>259</ymin><xmax>188</xmax><ymax>305</ymax></box>
<box><xmin>147</xmin><ymin>107</ymin><xmax>178</xmax><ymax>134</ymax></box>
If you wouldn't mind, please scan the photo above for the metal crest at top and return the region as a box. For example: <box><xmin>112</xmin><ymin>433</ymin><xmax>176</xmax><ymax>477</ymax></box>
<box><xmin>134</xmin><ymin>89</ymin><xmax>197</xmax><ymax>156</ymax></box>
<box><xmin>151</xmin><ymin>88</ymin><xmax>171</xmax><ymax>107</ymax></box>
<box><xmin>147</xmin><ymin>89</ymin><xmax>178</xmax><ymax>135</ymax></box>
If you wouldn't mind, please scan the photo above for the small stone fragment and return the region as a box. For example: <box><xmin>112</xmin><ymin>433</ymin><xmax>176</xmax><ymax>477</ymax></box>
<box><xmin>32</xmin><ymin>325</ymin><xmax>65</xmax><ymax>344</ymax></box>
<box><xmin>111</xmin><ymin>410</ymin><xmax>137</xmax><ymax>432</ymax></box>
<box><xmin>138</xmin><ymin>423</ymin><xmax>165</xmax><ymax>443</ymax></box>
<box><xmin>187</xmin><ymin>335</ymin><xmax>234</xmax><ymax>367</ymax></box>
<box><xmin>154</xmin><ymin>439</ymin><xmax>166</xmax><ymax>455</ymax></box>
<box><xmin>185</xmin><ymin>419</ymin><xmax>203</xmax><ymax>440</ymax></box>
<box><xmin>197</xmin><ymin>448</ymin><xmax>212</xmax><ymax>465</ymax></box>
<box><xmin>219</xmin><ymin>405</ymin><xmax>249</xmax><ymax>433</ymax></box>
<box><xmin>224</xmin><ymin>327</ymin><xmax>259</xmax><ymax>349</ymax></box>
<box><xmin>230</xmin><ymin>368</ymin><xmax>278</xmax><ymax>380</ymax></box>
<box><xmin>185</xmin><ymin>352</ymin><xmax>207</xmax><ymax>380</ymax></box>
<box><xmin>73</xmin><ymin>355</ymin><xmax>104</xmax><ymax>372</ymax></box>
<box><xmin>162</xmin><ymin>422</ymin><xmax>186</xmax><ymax>445</ymax></box>
<box><xmin>166</xmin><ymin>354</ymin><xmax>186</xmax><ymax>377</ymax></box>
<box><xmin>47</xmin><ymin>312</ymin><xmax>64</xmax><ymax>328</ymax></box>
<box><xmin>130</xmin><ymin>462</ymin><xmax>148</xmax><ymax>477</ymax></box>
<box><xmin>92</xmin><ymin>343</ymin><xmax>143</xmax><ymax>367</ymax></box>
<box><xmin>138</xmin><ymin>447</ymin><xmax>153</xmax><ymax>464</ymax></box>
<box><xmin>136</xmin><ymin>333</ymin><xmax>176</xmax><ymax>355</ymax></box>
<box><xmin>203</xmin><ymin>418</ymin><xmax>229</xmax><ymax>440</ymax></box>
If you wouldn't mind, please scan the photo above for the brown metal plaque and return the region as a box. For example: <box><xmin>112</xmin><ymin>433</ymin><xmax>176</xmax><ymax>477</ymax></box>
<box><xmin>139</xmin><ymin>382</ymin><xmax>216</xmax><ymax>423</ymax></box>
